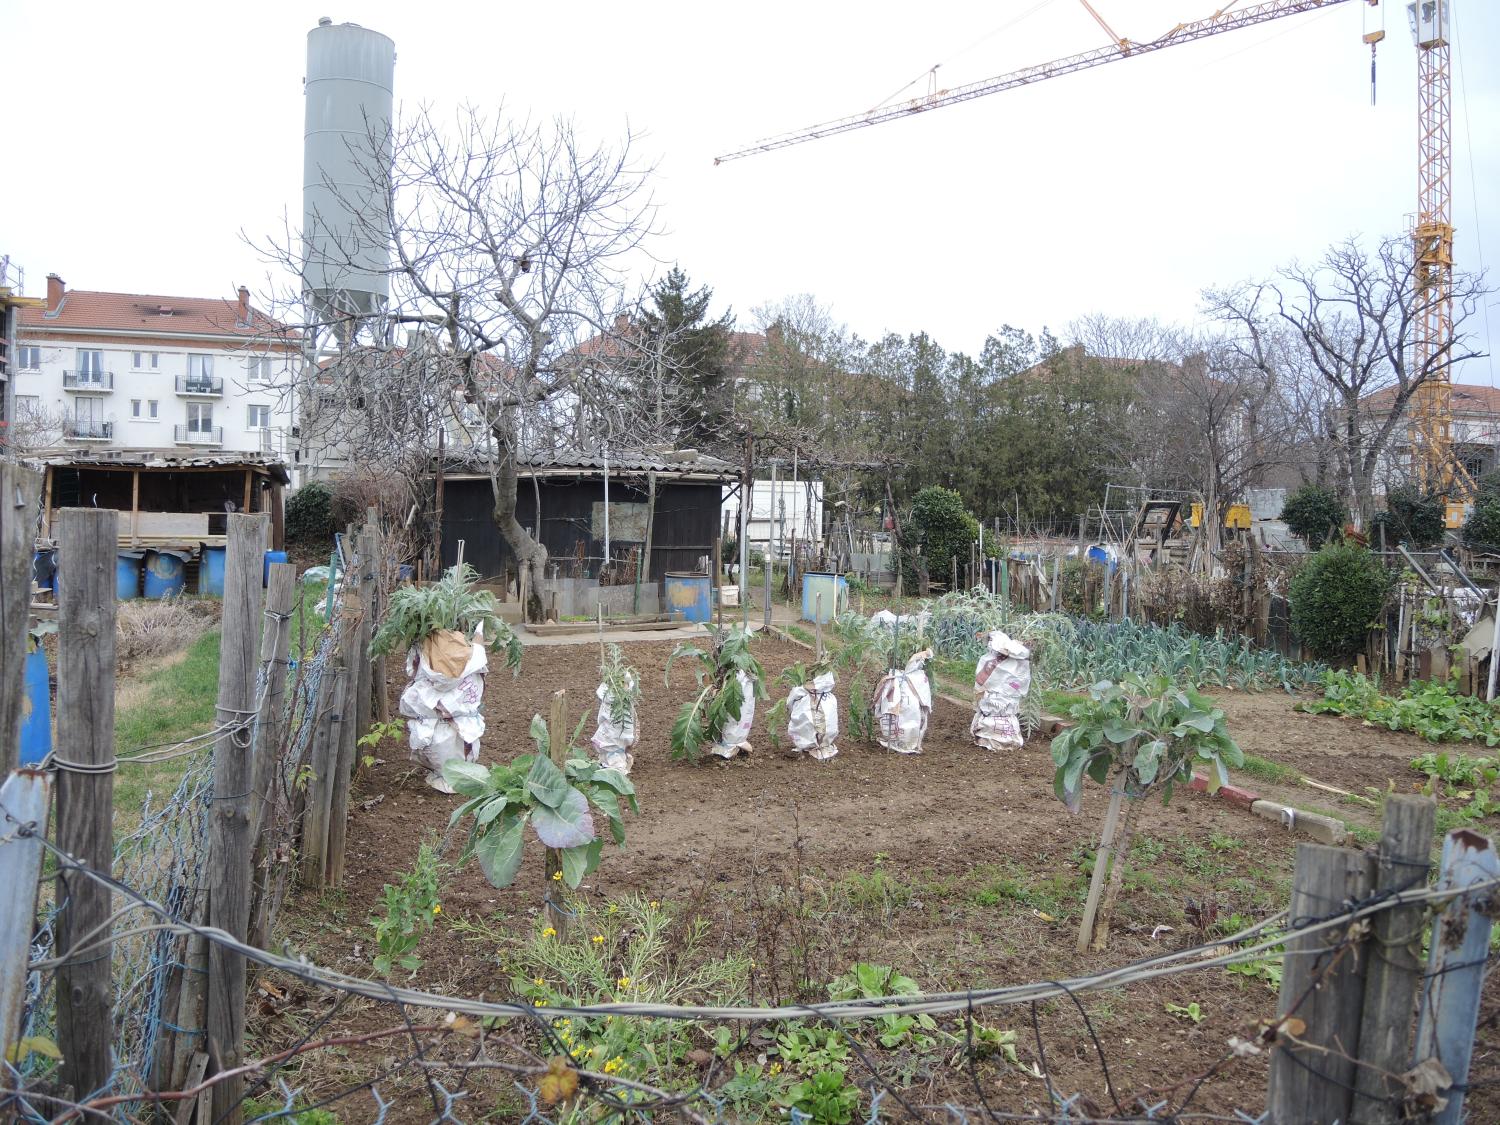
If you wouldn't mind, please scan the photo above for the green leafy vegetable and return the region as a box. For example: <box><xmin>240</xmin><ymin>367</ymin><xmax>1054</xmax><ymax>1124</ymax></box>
<box><xmin>371</xmin><ymin>562</ymin><xmax>522</xmax><ymax>671</ymax></box>
<box><xmin>665</xmin><ymin>625</ymin><xmax>765</xmax><ymax>761</ymax></box>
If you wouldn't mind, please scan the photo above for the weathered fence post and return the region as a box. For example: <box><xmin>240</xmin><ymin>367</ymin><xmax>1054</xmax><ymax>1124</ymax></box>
<box><xmin>247</xmin><ymin>562</ymin><xmax>295</xmax><ymax>949</ymax></box>
<box><xmin>298</xmin><ymin>668</ymin><xmax>345</xmax><ymax>889</ymax></box>
<box><xmin>0</xmin><ymin>464</ymin><xmax>43</xmax><ymax>774</ymax></box>
<box><xmin>1352</xmin><ymin>795</ymin><xmax>1436</xmax><ymax>1122</ymax></box>
<box><xmin>1076</xmin><ymin>782</ymin><xmax>1125</xmax><ymax>954</ymax></box>
<box><xmin>55</xmin><ymin>507</ymin><xmax>118</xmax><ymax>1101</ymax></box>
<box><xmin>1266</xmin><ymin>842</ymin><xmax>1373</xmax><ymax>1125</ymax></box>
<box><xmin>543</xmin><ymin>689</ymin><xmax>571</xmax><ymax>938</ymax></box>
<box><xmin>354</xmin><ymin>527</ymin><xmax>376</xmax><ymax>747</ymax></box>
<box><xmin>1411</xmin><ymin>828</ymin><xmax>1500</xmax><ymax>1125</ymax></box>
<box><xmin>206</xmin><ymin>511</ymin><xmax>268</xmax><ymax>1125</ymax></box>
<box><xmin>0</xmin><ymin>769</ymin><xmax>52</xmax><ymax>1067</ymax></box>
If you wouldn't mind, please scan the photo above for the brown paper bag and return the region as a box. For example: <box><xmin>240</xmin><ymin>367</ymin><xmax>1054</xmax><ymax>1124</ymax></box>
<box><xmin>423</xmin><ymin>628</ymin><xmax>472</xmax><ymax>678</ymax></box>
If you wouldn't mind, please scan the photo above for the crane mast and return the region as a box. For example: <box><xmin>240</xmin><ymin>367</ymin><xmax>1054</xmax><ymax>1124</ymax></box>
<box><xmin>718</xmin><ymin>0</ymin><xmax>1463</xmax><ymax>510</ymax></box>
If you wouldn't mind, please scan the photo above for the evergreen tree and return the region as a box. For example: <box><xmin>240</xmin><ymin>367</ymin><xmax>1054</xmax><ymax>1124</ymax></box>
<box><xmin>641</xmin><ymin>267</ymin><xmax>735</xmax><ymax>450</ymax></box>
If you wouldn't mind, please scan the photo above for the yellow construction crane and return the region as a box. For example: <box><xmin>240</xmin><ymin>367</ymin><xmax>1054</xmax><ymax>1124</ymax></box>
<box><xmin>717</xmin><ymin>0</ymin><xmax>1462</xmax><ymax>507</ymax></box>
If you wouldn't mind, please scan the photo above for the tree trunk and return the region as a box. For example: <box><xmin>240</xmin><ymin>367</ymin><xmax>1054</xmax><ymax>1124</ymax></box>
<box><xmin>1090</xmin><ymin>792</ymin><xmax>1142</xmax><ymax>952</ymax></box>
<box><xmin>487</xmin><ymin>443</ymin><xmax>548</xmax><ymax>623</ymax></box>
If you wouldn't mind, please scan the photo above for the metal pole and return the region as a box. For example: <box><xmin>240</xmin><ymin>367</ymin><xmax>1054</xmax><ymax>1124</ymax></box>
<box><xmin>1486</xmin><ymin>593</ymin><xmax>1500</xmax><ymax>702</ymax></box>
<box><xmin>602</xmin><ymin>449</ymin><xmax>610</xmax><ymax>574</ymax></box>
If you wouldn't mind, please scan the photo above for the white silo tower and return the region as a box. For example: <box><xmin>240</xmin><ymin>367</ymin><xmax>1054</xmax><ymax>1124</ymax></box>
<box><xmin>302</xmin><ymin>17</ymin><xmax>395</xmax><ymax>325</ymax></box>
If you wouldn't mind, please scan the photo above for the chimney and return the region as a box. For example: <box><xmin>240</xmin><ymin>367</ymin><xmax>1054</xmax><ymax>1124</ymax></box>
<box><xmin>613</xmin><ymin>313</ymin><xmax>630</xmax><ymax>335</ymax></box>
<box><xmin>46</xmin><ymin>273</ymin><xmax>65</xmax><ymax>312</ymax></box>
<box><xmin>237</xmin><ymin>285</ymin><xmax>251</xmax><ymax>326</ymax></box>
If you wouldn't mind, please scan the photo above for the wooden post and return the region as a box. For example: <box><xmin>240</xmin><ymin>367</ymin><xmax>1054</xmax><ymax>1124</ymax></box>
<box><xmin>354</xmin><ymin>529</ymin><xmax>376</xmax><ymax>746</ymax></box>
<box><xmin>1266</xmin><ymin>843</ymin><xmax>1373</xmax><ymax>1125</ymax></box>
<box><xmin>247</xmin><ymin>562</ymin><xmax>295</xmax><ymax>949</ymax></box>
<box><xmin>0</xmin><ymin>464</ymin><xmax>43</xmax><ymax>774</ymax></box>
<box><xmin>1412</xmin><ymin>829</ymin><xmax>1500</xmax><ymax>1125</ymax></box>
<box><xmin>814</xmin><ymin>593</ymin><xmax>823</xmax><ymax>658</ymax></box>
<box><xmin>325</xmin><ymin>661</ymin><xmax>359</xmax><ymax>886</ymax></box>
<box><xmin>543</xmin><ymin>690</ymin><xmax>570</xmax><ymax>938</ymax></box>
<box><xmin>55</xmin><ymin>507</ymin><xmax>118</xmax><ymax>1101</ymax></box>
<box><xmin>950</xmin><ymin>554</ymin><xmax>958</xmax><ymax>595</ymax></box>
<box><xmin>0</xmin><ymin>770</ymin><xmax>51</xmax><ymax>1068</ymax></box>
<box><xmin>712</xmin><ymin>536</ymin><xmax>722</xmax><ymax>626</ymax></box>
<box><xmin>1076</xmin><ymin>783</ymin><xmax>1125</xmax><ymax>954</ymax></box>
<box><xmin>298</xmin><ymin>669</ymin><xmax>343</xmax><ymax>888</ymax></box>
<box><xmin>1352</xmin><ymin>795</ymin><xmax>1437</xmax><ymax>1123</ymax></box>
<box><xmin>242</xmin><ymin>469</ymin><xmax>253</xmax><ymax>516</ymax></box>
<box><xmin>206</xmin><ymin>511</ymin><xmax>268</xmax><ymax>1125</ymax></box>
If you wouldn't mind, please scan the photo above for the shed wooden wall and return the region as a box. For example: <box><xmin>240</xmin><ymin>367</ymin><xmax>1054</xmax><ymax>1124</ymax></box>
<box><xmin>440</xmin><ymin>476</ymin><xmax>724</xmax><ymax>581</ymax></box>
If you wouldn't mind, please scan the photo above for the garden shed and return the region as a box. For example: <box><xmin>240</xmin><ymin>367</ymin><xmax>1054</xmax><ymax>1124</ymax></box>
<box><xmin>436</xmin><ymin>451</ymin><xmax>741</xmax><ymax>601</ymax></box>
<box><xmin>28</xmin><ymin>450</ymin><xmax>289</xmax><ymax>550</ymax></box>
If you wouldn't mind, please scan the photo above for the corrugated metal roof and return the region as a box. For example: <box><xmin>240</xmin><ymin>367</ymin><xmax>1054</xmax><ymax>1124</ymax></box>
<box><xmin>23</xmin><ymin>449</ymin><xmax>291</xmax><ymax>484</ymax></box>
<box><xmin>441</xmin><ymin>448</ymin><xmax>740</xmax><ymax>479</ymax></box>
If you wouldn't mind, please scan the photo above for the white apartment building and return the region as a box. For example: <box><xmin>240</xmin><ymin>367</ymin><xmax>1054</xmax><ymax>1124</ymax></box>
<box><xmin>13</xmin><ymin>274</ymin><xmax>300</xmax><ymax>463</ymax></box>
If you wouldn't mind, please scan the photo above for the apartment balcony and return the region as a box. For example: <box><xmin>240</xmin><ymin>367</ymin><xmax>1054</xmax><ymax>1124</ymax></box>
<box><xmin>65</xmin><ymin>420</ymin><xmax>113</xmax><ymax>441</ymax></box>
<box><xmin>174</xmin><ymin>425</ymin><xmax>224</xmax><ymax>446</ymax></box>
<box><xmin>175</xmin><ymin>375</ymin><xmax>224</xmax><ymax>397</ymax></box>
<box><xmin>62</xmin><ymin>371</ymin><xmax>114</xmax><ymax>391</ymax></box>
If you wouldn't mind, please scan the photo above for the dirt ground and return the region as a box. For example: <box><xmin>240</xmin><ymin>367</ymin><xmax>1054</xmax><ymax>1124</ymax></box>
<box><xmin>270</xmin><ymin>635</ymin><xmax>1500</xmax><ymax>1122</ymax></box>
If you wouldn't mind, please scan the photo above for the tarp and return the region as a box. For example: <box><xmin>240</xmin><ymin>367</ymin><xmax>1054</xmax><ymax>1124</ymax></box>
<box><xmin>399</xmin><ymin>626</ymin><xmax>488</xmax><ymax>792</ymax></box>
<box><xmin>971</xmin><ymin>629</ymin><xmax>1031</xmax><ymax>752</ymax></box>
<box><xmin>591</xmin><ymin>674</ymin><xmax>638</xmax><ymax>774</ymax></box>
<box><xmin>873</xmin><ymin>650</ymin><xmax>933</xmax><ymax>754</ymax></box>
<box><xmin>786</xmin><ymin>669</ymin><xmax>840</xmax><ymax>760</ymax></box>
<box><xmin>706</xmin><ymin>669</ymin><xmax>758</xmax><ymax>759</ymax></box>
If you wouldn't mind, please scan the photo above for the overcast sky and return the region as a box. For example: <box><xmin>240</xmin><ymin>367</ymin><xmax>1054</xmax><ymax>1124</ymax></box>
<box><xmin>7</xmin><ymin>0</ymin><xmax>1497</xmax><ymax>381</ymax></box>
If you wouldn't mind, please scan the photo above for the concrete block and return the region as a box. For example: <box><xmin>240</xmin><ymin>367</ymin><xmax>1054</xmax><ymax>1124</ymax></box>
<box><xmin>1251</xmin><ymin>799</ymin><xmax>1346</xmax><ymax>845</ymax></box>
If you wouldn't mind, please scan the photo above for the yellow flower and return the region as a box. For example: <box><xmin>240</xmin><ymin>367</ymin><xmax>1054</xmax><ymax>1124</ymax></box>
<box><xmin>541</xmin><ymin>926</ymin><xmax>557</xmax><ymax>938</ymax></box>
<box><xmin>769</xmin><ymin>1062</ymin><xmax>782</xmax><ymax>1076</ymax></box>
<box><xmin>552</xmin><ymin>871</ymin><xmax>563</xmax><ymax>882</ymax></box>
<box><xmin>617</xmin><ymin>976</ymin><xmax>631</xmax><ymax>988</ymax></box>
<box><xmin>557</xmin><ymin>1018</ymin><xmax>570</xmax><ymax>1027</ymax></box>
<box><xmin>603</xmin><ymin>1055</ymin><xmax>624</xmax><ymax>1074</ymax></box>
<box><xmin>649</xmin><ymin>900</ymin><xmax>660</xmax><ymax>909</ymax></box>
<box><xmin>533</xmin><ymin>977</ymin><xmax>546</xmax><ymax>988</ymax></box>
<box><xmin>606</xmin><ymin>903</ymin><xmax>618</xmax><ymax>914</ymax></box>
<box><xmin>432</xmin><ymin>903</ymin><xmax>442</xmax><ymax>915</ymax></box>
<box><xmin>591</xmin><ymin>934</ymin><xmax>604</xmax><ymax>945</ymax></box>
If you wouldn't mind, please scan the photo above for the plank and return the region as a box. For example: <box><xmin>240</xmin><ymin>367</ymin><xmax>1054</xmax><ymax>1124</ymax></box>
<box><xmin>0</xmin><ymin>464</ymin><xmax>43</xmax><ymax>773</ymax></box>
<box><xmin>0</xmin><ymin>770</ymin><xmax>52</xmax><ymax>1065</ymax></box>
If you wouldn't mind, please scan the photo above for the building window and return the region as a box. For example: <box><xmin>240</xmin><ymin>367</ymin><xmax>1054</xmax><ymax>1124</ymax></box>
<box><xmin>187</xmin><ymin>402</ymin><xmax>214</xmax><ymax>432</ymax></box>
<box><xmin>76</xmin><ymin>349</ymin><xmax>104</xmax><ymax>376</ymax></box>
<box><xmin>186</xmin><ymin>354</ymin><xmax>214</xmax><ymax>379</ymax></box>
<box><xmin>17</xmin><ymin>345</ymin><xmax>40</xmax><ymax>370</ymax></box>
<box><xmin>15</xmin><ymin>395</ymin><xmax>40</xmax><ymax>415</ymax></box>
<box><xmin>247</xmin><ymin>404</ymin><xmax>270</xmax><ymax>430</ymax></box>
<box><xmin>245</xmin><ymin>356</ymin><xmax>275</xmax><ymax>383</ymax></box>
<box><xmin>148</xmin><ymin>400</ymin><xmax>159</xmax><ymax>419</ymax></box>
<box><xmin>132</xmin><ymin>351</ymin><xmax>160</xmax><ymax>370</ymax></box>
<box><xmin>131</xmin><ymin>399</ymin><xmax>141</xmax><ymax>418</ymax></box>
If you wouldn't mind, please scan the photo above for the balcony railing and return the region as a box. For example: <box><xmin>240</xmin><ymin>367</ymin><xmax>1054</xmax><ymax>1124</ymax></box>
<box><xmin>174</xmin><ymin>425</ymin><xmax>223</xmax><ymax>446</ymax></box>
<box><xmin>65</xmin><ymin>420</ymin><xmax>113</xmax><ymax>440</ymax></box>
<box><xmin>175</xmin><ymin>375</ymin><xmax>224</xmax><ymax>396</ymax></box>
<box><xmin>62</xmin><ymin>370</ymin><xmax>113</xmax><ymax>390</ymax></box>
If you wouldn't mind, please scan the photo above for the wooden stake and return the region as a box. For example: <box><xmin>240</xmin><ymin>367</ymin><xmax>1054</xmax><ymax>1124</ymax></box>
<box><xmin>544</xmin><ymin>689</ymin><xmax>571</xmax><ymax>938</ymax></box>
<box><xmin>298</xmin><ymin>669</ymin><xmax>344</xmax><ymax>888</ymax></box>
<box><xmin>55</xmin><ymin>507</ymin><xmax>119</xmax><ymax>1101</ymax></box>
<box><xmin>1077</xmin><ymin>783</ymin><xmax>1125</xmax><ymax>954</ymax></box>
<box><xmin>248</xmin><ymin>562</ymin><xmax>295</xmax><ymax>949</ymax></box>
<box><xmin>1353</xmin><ymin>796</ymin><xmax>1436</xmax><ymax>1122</ymax></box>
<box><xmin>1266</xmin><ymin>843</ymin><xmax>1373</xmax><ymax>1125</ymax></box>
<box><xmin>0</xmin><ymin>463</ymin><xmax>42</xmax><ymax>773</ymax></box>
<box><xmin>0</xmin><ymin>770</ymin><xmax>51</xmax><ymax>1068</ymax></box>
<box><xmin>206</xmin><ymin>511</ymin><xmax>269</xmax><ymax>1125</ymax></box>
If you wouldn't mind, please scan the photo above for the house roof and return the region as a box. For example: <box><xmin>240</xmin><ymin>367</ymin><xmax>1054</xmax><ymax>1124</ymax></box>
<box><xmin>20</xmin><ymin>289</ymin><xmax>286</xmax><ymax>339</ymax></box>
<box><xmin>1363</xmin><ymin>382</ymin><xmax>1500</xmax><ymax>416</ymax></box>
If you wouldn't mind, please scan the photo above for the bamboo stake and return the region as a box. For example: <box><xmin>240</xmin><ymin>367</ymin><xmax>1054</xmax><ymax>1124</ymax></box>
<box><xmin>544</xmin><ymin>689</ymin><xmax>571</xmax><ymax>939</ymax></box>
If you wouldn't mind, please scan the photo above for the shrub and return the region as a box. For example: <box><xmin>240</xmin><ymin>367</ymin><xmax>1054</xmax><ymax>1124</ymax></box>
<box><xmin>284</xmin><ymin>480</ymin><xmax>336</xmax><ymax>545</ymax></box>
<box><xmin>1289</xmin><ymin>543</ymin><xmax>1391</xmax><ymax>658</ymax></box>
<box><xmin>1373</xmin><ymin>486</ymin><xmax>1445</xmax><ymax>548</ymax></box>
<box><xmin>1280</xmin><ymin>484</ymin><xmax>1346</xmax><ymax>548</ymax></box>
<box><xmin>905</xmin><ymin>486</ymin><xmax>979</xmax><ymax>587</ymax></box>
<box><xmin>1463</xmin><ymin>495</ymin><xmax>1500</xmax><ymax>551</ymax></box>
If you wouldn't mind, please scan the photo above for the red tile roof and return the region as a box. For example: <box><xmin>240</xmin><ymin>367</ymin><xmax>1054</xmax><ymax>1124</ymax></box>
<box><xmin>1362</xmin><ymin>382</ymin><xmax>1500</xmax><ymax>415</ymax></box>
<box><xmin>19</xmin><ymin>288</ymin><xmax>285</xmax><ymax>338</ymax></box>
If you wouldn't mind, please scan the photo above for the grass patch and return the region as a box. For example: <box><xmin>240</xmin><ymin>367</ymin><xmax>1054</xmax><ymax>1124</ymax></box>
<box><xmin>1041</xmin><ymin>688</ymin><xmax>1087</xmax><ymax>715</ymax></box>
<box><xmin>114</xmin><ymin>630</ymin><xmax>221</xmax><ymax>825</ymax></box>
<box><xmin>1238</xmin><ymin>754</ymin><xmax>1299</xmax><ymax>785</ymax></box>
<box><xmin>785</xmin><ymin>624</ymin><xmax>815</xmax><ymax>646</ymax></box>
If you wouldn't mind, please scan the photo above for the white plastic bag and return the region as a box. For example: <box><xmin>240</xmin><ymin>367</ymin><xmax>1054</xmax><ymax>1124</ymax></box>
<box><xmin>707</xmin><ymin>669</ymin><xmax>757</xmax><ymax>759</ymax></box>
<box><xmin>786</xmin><ymin>670</ymin><xmax>840</xmax><ymax>760</ymax></box>
<box><xmin>873</xmin><ymin>650</ymin><xmax>933</xmax><ymax>754</ymax></box>
<box><xmin>399</xmin><ymin>628</ymin><xmax>489</xmax><ymax>792</ymax></box>
<box><xmin>590</xmin><ymin>674</ymin><xmax>638</xmax><ymax>774</ymax></box>
<box><xmin>971</xmin><ymin>630</ymin><xmax>1031</xmax><ymax>752</ymax></box>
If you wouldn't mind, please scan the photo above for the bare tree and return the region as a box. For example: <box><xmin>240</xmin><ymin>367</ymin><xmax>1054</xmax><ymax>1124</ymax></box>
<box><xmin>7</xmin><ymin>399</ymin><xmax>69</xmax><ymax>454</ymax></box>
<box><xmin>261</xmin><ymin>105</ymin><xmax>673</xmax><ymax>619</ymax></box>
<box><xmin>1206</xmin><ymin>233</ymin><xmax>1489</xmax><ymax>522</ymax></box>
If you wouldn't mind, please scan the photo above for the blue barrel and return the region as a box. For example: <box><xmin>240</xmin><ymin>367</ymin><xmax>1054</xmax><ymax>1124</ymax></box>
<box><xmin>116</xmin><ymin>553</ymin><xmax>141</xmax><ymax>600</ymax></box>
<box><xmin>663</xmin><ymin>572</ymin><xmax>712</xmax><ymax>623</ymax></box>
<box><xmin>263</xmin><ymin>549</ymin><xmax>289</xmax><ymax>587</ymax></box>
<box><xmin>33</xmin><ymin>549</ymin><xmax>57</xmax><ymax>591</ymax></box>
<box><xmin>19</xmin><ymin>647</ymin><xmax>51</xmax><ymax>766</ymax></box>
<box><xmin>143</xmin><ymin>550</ymin><xmax>187</xmax><ymax>598</ymax></box>
<box><xmin>800</xmin><ymin>572</ymin><xmax>847</xmax><ymax>623</ymax></box>
<box><xmin>397</xmin><ymin>564</ymin><xmax>415</xmax><ymax>582</ymax></box>
<box><xmin>200</xmin><ymin>545</ymin><xmax>227</xmax><ymax>596</ymax></box>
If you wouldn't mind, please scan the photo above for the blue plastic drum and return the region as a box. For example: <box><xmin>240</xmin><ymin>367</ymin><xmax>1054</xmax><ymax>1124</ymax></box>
<box><xmin>200</xmin><ymin>545</ymin><xmax>227</xmax><ymax>596</ymax></box>
<box><xmin>143</xmin><ymin>550</ymin><xmax>187</xmax><ymax>598</ymax></box>
<box><xmin>664</xmin><ymin>572</ymin><xmax>712</xmax><ymax>623</ymax></box>
<box><xmin>116</xmin><ymin>553</ymin><xmax>141</xmax><ymax>600</ymax></box>
<box><xmin>19</xmin><ymin>647</ymin><xmax>51</xmax><ymax>767</ymax></box>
